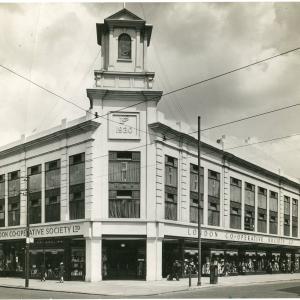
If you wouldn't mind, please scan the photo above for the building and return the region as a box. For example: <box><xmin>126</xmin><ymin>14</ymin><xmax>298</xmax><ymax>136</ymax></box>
<box><xmin>0</xmin><ymin>8</ymin><xmax>300</xmax><ymax>282</ymax></box>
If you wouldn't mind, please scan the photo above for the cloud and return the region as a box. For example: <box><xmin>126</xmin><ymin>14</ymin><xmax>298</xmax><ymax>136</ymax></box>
<box><xmin>0</xmin><ymin>3</ymin><xmax>299</xmax><ymax>179</ymax></box>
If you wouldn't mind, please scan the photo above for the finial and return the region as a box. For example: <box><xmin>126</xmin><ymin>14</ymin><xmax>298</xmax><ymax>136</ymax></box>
<box><xmin>123</xmin><ymin>2</ymin><xmax>126</xmax><ymax>9</ymax></box>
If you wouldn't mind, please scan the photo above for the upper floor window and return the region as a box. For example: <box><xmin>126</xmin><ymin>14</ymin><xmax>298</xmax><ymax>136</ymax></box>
<box><xmin>269</xmin><ymin>191</ymin><xmax>278</xmax><ymax>212</ymax></box>
<box><xmin>284</xmin><ymin>196</ymin><xmax>290</xmax><ymax>215</ymax></box>
<box><xmin>245</xmin><ymin>182</ymin><xmax>255</xmax><ymax>206</ymax></box>
<box><xmin>230</xmin><ymin>177</ymin><xmax>242</xmax><ymax>203</ymax></box>
<box><xmin>118</xmin><ymin>33</ymin><xmax>131</xmax><ymax>59</ymax></box>
<box><xmin>258</xmin><ymin>187</ymin><xmax>267</xmax><ymax>209</ymax></box>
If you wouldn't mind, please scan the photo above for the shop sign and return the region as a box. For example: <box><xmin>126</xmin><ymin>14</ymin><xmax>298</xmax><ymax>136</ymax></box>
<box><xmin>108</xmin><ymin>112</ymin><xmax>140</xmax><ymax>140</ymax></box>
<box><xmin>0</xmin><ymin>222</ymin><xmax>85</xmax><ymax>240</ymax></box>
<box><xmin>184</xmin><ymin>226</ymin><xmax>300</xmax><ymax>246</ymax></box>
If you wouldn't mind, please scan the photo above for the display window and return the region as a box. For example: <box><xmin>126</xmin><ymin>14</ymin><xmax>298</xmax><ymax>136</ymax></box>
<box><xmin>0</xmin><ymin>241</ymin><xmax>24</xmax><ymax>276</ymax></box>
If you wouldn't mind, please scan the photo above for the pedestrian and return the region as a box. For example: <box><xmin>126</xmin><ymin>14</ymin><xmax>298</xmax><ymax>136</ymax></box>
<box><xmin>172</xmin><ymin>259</ymin><xmax>181</xmax><ymax>281</ymax></box>
<box><xmin>59</xmin><ymin>262</ymin><xmax>64</xmax><ymax>283</ymax></box>
<box><xmin>40</xmin><ymin>264</ymin><xmax>46</xmax><ymax>282</ymax></box>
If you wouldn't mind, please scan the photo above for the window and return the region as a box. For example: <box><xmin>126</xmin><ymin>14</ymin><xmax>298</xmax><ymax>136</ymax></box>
<box><xmin>118</xmin><ymin>33</ymin><xmax>131</xmax><ymax>59</ymax></box>
<box><xmin>0</xmin><ymin>175</ymin><xmax>5</xmax><ymax>227</ymax></box>
<box><xmin>257</xmin><ymin>187</ymin><xmax>267</xmax><ymax>233</ymax></box>
<box><xmin>270</xmin><ymin>214</ymin><xmax>278</xmax><ymax>235</ymax></box>
<box><xmin>208</xmin><ymin>170</ymin><xmax>220</xmax><ymax>226</ymax></box>
<box><xmin>69</xmin><ymin>153</ymin><xmax>85</xmax><ymax>220</ymax></box>
<box><xmin>230</xmin><ymin>177</ymin><xmax>241</xmax><ymax>229</ymax></box>
<box><xmin>8</xmin><ymin>170</ymin><xmax>20</xmax><ymax>226</ymax></box>
<box><xmin>165</xmin><ymin>155</ymin><xmax>178</xmax><ymax>221</ymax></box>
<box><xmin>269</xmin><ymin>191</ymin><xmax>278</xmax><ymax>211</ymax></box>
<box><xmin>28</xmin><ymin>165</ymin><xmax>42</xmax><ymax>224</ymax></box>
<box><xmin>230</xmin><ymin>177</ymin><xmax>242</xmax><ymax>203</ymax></box>
<box><xmin>190</xmin><ymin>164</ymin><xmax>204</xmax><ymax>224</ymax></box>
<box><xmin>109</xmin><ymin>151</ymin><xmax>140</xmax><ymax>218</ymax></box>
<box><xmin>258</xmin><ymin>187</ymin><xmax>267</xmax><ymax>209</ymax></box>
<box><xmin>45</xmin><ymin>159</ymin><xmax>61</xmax><ymax>222</ymax></box>
<box><xmin>258</xmin><ymin>213</ymin><xmax>267</xmax><ymax>233</ymax></box>
<box><xmin>284</xmin><ymin>196</ymin><xmax>290</xmax><ymax>215</ymax></box>
<box><xmin>245</xmin><ymin>182</ymin><xmax>255</xmax><ymax>206</ymax></box>
<box><xmin>292</xmin><ymin>199</ymin><xmax>298</xmax><ymax>237</ymax></box>
<box><xmin>244</xmin><ymin>183</ymin><xmax>255</xmax><ymax>231</ymax></box>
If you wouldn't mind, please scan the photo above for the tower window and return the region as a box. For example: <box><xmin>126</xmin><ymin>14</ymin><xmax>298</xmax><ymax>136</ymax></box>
<box><xmin>118</xmin><ymin>33</ymin><xmax>131</xmax><ymax>59</ymax></box>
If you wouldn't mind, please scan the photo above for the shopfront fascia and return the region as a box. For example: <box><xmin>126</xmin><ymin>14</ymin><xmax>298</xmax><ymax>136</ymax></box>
<box><xmin>0</xmin><ymin>221</ymin><xmax>89</xmax><ymax>280</ymax></box>
<box><xmin>163</xmin><ymin>223</ymin><xmax>300</xmax><ymax>277</ymax></box>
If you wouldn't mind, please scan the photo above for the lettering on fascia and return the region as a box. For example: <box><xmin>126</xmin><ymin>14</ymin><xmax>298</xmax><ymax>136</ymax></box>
<box><xmin>109</xmin><ymin>112</ymin><xmax>140</xmax><ymax>140</ymax></box>
<box><xmin>0</xmin><ymin>224</ymin><xmax>82</xmax><ymax>240</ymax></box>
<box><xmin>187</xmin><ymin>227</ymin><xmax>295</xmax><ymax>246</ymax></box>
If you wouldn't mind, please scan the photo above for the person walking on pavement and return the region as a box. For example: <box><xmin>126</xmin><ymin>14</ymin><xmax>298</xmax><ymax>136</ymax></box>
<box><xmin>40</xmin><ymin>264</ymin><xmax>46</xmax><ymax>282</ymax></box>
<box><xmin>59</xmin><ymin>262</ymin><xmax>64</xmax><ymax>283</ymax></box>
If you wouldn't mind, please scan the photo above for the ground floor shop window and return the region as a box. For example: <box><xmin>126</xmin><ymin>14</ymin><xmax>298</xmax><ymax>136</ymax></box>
<box><xmin>102</xmin><ymin>239</ymin><xmax>146</xmax><ymax>280</ymax></box>
<box><xmin>0</xmin><ymin>241</ymin><xmax>24</xmax><ymax>275</ymax></box>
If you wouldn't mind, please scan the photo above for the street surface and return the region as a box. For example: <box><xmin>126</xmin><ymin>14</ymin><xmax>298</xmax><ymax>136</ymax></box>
<box><xmin>0</xmin><ymin>286</ymin><xmax>101</xmax><ymax>299</ymax></box>
<box><xmin>142</xmin><ymin>280</ymin><xmax>300</xmax><ymax>298</ymax></box>
<box><xmin>1</xmin><ymin>280</ymin><xmax>300</xmax><ymax>298</ymax></box>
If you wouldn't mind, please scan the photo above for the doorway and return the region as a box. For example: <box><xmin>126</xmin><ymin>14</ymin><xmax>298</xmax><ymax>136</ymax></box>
<box><xmin>102</xmin><ymin>239</ymin><xmax>146</xmax><ymax>280</ymax></box>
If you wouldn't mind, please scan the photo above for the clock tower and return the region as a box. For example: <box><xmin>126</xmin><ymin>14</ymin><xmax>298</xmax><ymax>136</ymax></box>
<box><xmin>87</xmin><ymin>8</ymin><xmax>162</xmax><ymax>113</ymax></box>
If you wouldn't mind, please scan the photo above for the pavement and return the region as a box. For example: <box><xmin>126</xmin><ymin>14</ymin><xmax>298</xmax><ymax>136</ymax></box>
<box><xmin>0</xmin><ymin>273</ymin><xmax>300</xmax><ymax>297</ymax></box>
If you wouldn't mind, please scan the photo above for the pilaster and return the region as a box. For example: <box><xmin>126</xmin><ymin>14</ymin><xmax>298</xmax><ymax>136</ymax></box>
<box><xmin>179</xmin><ymin>149</ymin><xmax>188</xmax><ymax>222</ymax></box>
<box><xmin>223</xmin><ymin>163</ymin><xmax>230</xmax><ymax>228</ymax></box>
<box><xmin>156</xmin><ymin>141</ymin><xmax>164</xmax><ymax>220</ymax></box>
<box><xmin>241</xmin><ymin>181</ymin><xmax>245</xmax><ymax>230</ymax></box>
<box><xmin>4</xmin><ymin>174</ymin><xmax>8</xmax><ymax>227</ymax></box>
<box><xmin>203</xmin><ymin>168</ymin><xmax>208</xmax><ymax>226</ymax></box>
<box><xmin>60</xmin><ymin>144</ymin><xmax>69</xmax><ymax>222</ymax></box>
<box><xmin>85</xmin><ymin>141</ymin><xmax>93</xmax><ymax>219</ymax></box>
<box><xmin>266</xmin><ymin>189</ymin><xmax>270</xmax><ymax>233</ymax></box>
<box><xmin>40</xmin><ymin>163</ymin><xmax>45</xmax><ymax>223</ymax></box>
<box><xmin>20</xmin><ymin>153</ymin><xmax>27</xmax><ymax>226</ymax></box>
<box><xmin>85</xmin><ymin>238</ymin><xmax>102</xmax><ymax>282</ymax></box>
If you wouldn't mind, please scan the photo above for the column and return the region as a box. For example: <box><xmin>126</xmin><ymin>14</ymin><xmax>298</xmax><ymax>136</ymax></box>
<box><xmin>146</xmin><ymin>237</ymin><xmax>162</xmax><ymax>281</ymax></box>
<box><xmin>85</xmin><ymin>238</ymin><xmax>102</xmax><ymax>282</ymax></box>
<box><xmin>108</xmin><ymin>28</ymin><xmax>114</xmax><ymax>71</ymax></box>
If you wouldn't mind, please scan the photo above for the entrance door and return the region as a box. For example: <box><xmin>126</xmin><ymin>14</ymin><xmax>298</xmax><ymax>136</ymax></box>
<box><xmin>103</xmin><ymin>240</ymin><xmax>146</xmax><ymax>280</ymax></box>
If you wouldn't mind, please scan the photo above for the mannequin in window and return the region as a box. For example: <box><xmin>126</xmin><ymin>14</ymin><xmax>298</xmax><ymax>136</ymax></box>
<box><xmin>118</xmin><ymin>34</ymin><xmax>131</xmax><ymax>59</ymax></box>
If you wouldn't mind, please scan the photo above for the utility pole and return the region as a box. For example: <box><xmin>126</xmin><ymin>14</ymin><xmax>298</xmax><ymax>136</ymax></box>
<box><xmin>25</xmin><ymin>174</ymin><xmax>30</xmax><ymax>288</ymax></box>
<box><xmin>197</xmin><ymin>116</ymin><xmax>202</xmax><ymax>286</ymax></box>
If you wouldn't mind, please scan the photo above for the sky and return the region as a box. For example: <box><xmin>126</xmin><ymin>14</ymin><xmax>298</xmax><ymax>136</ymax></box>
<box><xmin>0</xmin><ymin>2</ymin><xmax>300</xmax><ymax>179</ymax></box>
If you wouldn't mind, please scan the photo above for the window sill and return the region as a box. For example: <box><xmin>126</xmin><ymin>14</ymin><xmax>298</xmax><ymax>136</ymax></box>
<box><xmin>117</xmin><ymin>58</ymin><xmax>132</xmax><ymax>62</ymax></box>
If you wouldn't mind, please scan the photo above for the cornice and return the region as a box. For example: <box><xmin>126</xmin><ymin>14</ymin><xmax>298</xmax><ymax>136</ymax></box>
<box><xmin>0</xmin><ymin>120</ymin><xmax>100</xmax><ymax>159</ymax></box>
<box><xmin>149</xmin><ymin>122</ymin><xmax>300</xmax><ymax>190</ymax></box>
<box><xmin>86</xmin><ymin>88</ymin><xmax>163</xmax><ymax>109</ymax></box>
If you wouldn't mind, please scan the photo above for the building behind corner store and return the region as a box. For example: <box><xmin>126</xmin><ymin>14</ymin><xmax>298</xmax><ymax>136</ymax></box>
<box><xmin>0</xmin><ymin>8</ymin><xmax>299</xmax><ymax>282</ymax></box>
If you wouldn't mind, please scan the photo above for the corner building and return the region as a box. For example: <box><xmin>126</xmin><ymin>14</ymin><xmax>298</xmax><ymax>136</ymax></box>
<box><xmin>0</xmin><ymin>8</ymin><xmax>300</xmax><ymax>282</ymax></box>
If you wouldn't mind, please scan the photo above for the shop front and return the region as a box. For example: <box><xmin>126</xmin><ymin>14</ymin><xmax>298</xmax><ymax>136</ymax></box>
<box><xmin>0</xmin><ymin>237</ymin><xmax>85</xmax><ymax>281</ymax></box>
<box><xmin>102</xmin><ymin>238</ymin><xmax>146</xmax><ymax>280</ymax></box>
<box><xmin>162</xmin><ymin>236</ymin><xmax>300</xmax><ymax>278</ymax></box>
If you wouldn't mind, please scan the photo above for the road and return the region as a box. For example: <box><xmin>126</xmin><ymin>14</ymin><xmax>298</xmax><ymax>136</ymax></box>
<box><xmin>1</xmin><ymin>280</ymin><xmax>300</xmax><ymax>298</ymax></box>
<box><xmin>0</xmin><ymin>286</ymin><xmax>102</xmax><ymax>299</ymax></box>
<box><xmin>142</xmin><ymin>280</ymin><xmax>300</xmax><ymax>298</ymax></box>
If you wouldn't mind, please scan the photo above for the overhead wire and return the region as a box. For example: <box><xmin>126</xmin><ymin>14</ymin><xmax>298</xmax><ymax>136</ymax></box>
<box><xmin>1</xmin><ymin>46</ymin><xmax>300</xmax><ymax>143</ymax></box>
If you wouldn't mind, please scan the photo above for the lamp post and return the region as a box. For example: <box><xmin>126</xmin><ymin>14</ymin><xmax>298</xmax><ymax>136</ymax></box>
<box><xmin>197</xmin><ymin>116</ymin><xmax>202</xmax><ymax>286</ymax></box>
